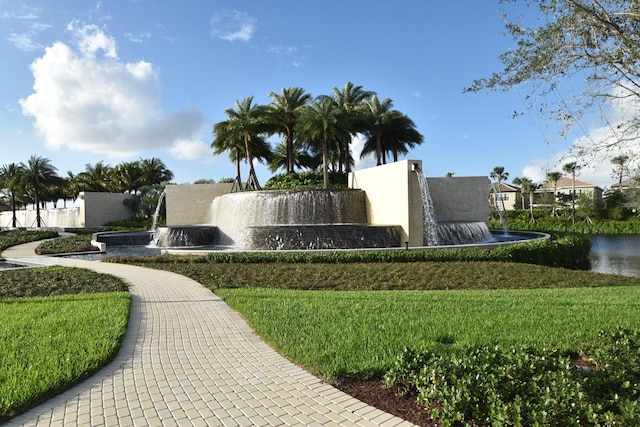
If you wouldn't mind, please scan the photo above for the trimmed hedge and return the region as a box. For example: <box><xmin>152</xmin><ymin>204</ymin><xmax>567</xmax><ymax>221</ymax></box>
<box><xmin>115</xmin><ymin>234</ymin><xmax>591</xmax><ymax>270</ymax></box>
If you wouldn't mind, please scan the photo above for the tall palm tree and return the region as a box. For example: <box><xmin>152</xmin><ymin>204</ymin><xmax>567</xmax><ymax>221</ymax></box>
<box><xmin>362</xmin><ymin>95</ymin><xmax>394</xmax><ymax>165</ymax></box>
<box><xmin>267</xmin><ymin>87</ymin><xmax>312</xmax><ymax>175</ymax></box>
<box><xmin>546</xmin><ymin>171</ymin><xmax>562</xmax><ymax>217</ymax></box>
<box><xmin>511</xmin><ymin>176</ymin><xmax>529</xmax><ymax>210</ymax></box>
<box><xmin>490</xmin><ymin>166</ymin><xmax>509</xmax><ymax>212</ymax></box>
<box><xmin>562</xmin><ymin>161</ymin><xmax>580</xmax><ymax>223</ymax></box>
<box><xmin>267</xmin><ymin>140</ymin><xmax>318</xmax><ymax>174</ymax></box>
<box><xmin>212</xmin><ymin>120</ymin><xmax>247</xmax><ymax>190</ymax></box>
<box><xmin>216</xmin><ymin>97</ymin><xmax>271</xmax><ymax>190</ymax></box>
<box><xmin>21</xmin><ymin>155</ymin><xmax>58</xmax><ymax>227</ymax></box>
<box><xmin>298</xmin><ymin>97</ymin><xmax>351</xmax><ymax>189</ymax></box>
<box><xmin>0</xmin><ymin>162</ymin><xmax>26</xmax><ymax>227</ymax></box>
<box><xmin>330</xmin><ymin>82</ymin><xmax>375</xmax><ymax>174</ymax></box>
<box><xmin>611</xmin><ymin>155</ymin><xmax>629</xmax><ymax>190</ymax></box>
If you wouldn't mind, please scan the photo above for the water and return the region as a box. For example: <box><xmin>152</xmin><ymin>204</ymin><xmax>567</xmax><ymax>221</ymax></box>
<box><xmin>589</xmin><ymin>234</ymin><xmax>640</xmax><ymax>277</ymax></box>
<box><xmin>415</xmin><ymin>173</ymin><xmax>440</xmax><ymax>245</ymax></box>
<box><xmin>151</xmin><ymin>189</ymin><xmax>167</xmax><ymax>230</ymax></box>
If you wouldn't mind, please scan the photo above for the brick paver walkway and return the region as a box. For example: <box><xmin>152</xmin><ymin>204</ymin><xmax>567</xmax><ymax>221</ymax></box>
<box><xmin>2</xmin><ymin>242</ymin><xmax>415</xmax><ymax>426</ymax></box>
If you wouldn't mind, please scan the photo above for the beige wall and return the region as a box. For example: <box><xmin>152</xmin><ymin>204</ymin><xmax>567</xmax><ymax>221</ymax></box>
<box><xmin>0</xmin><ymin>192</ymin><xmax>133</xmax><ymax>229</ymax></box>
<box><xmin>165</xmin><ymin>183</ymin><xmax>234</xmax><ymax>226</ymax></box>
<box><xmin>349</xmin><ymin>160</ymin><xmax>423</xmax><ymax>246</ymax></box>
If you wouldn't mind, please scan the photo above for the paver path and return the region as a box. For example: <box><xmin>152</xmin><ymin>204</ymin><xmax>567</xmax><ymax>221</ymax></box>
<box><xmin>3</xmin><ymin>243</ymin><xmax>415</xmax><ymax>427</ymax></box>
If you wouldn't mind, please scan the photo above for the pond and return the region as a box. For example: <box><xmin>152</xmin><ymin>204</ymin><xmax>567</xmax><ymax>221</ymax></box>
<box><xmin>589</xmin><ymin>234</ymin><xmax>640</xmax><ymax>278</ymax></box>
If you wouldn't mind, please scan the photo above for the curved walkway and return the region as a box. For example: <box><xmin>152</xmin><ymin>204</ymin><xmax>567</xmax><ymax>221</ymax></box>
<box><xmin>2</xmin><ymin>242</ymin><xmax>414</xmax><ymax>427</ymax></box>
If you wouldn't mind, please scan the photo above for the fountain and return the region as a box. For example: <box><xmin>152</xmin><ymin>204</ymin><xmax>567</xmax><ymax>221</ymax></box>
<box><xmin>93</xmin><ymin>160</ymin><xmax>547</xmax><ymax>253</ymax></box>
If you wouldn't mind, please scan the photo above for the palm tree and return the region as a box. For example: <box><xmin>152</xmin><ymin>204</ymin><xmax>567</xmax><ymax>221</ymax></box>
<box><xmin>216</xmin><ymin>97</ymin><xmax>271</xmax><ymax>190</ymax></box>
<box><xmin>267</xmin><ymin>140</ymin><xmax>318</xmax><ymax>174</ymax></box>
<box><xmin>362</xmin><ymin>95</ymin><xmax>394</xmax><ymax>165</ymax></box>
<box><xmin>0</xmin><ymin>162</ymin><xmax>26</xmax><ymax>227</ymax></box>
<box><xmin>267</xmin><ymin>87</ymin><xmax>312</xmax><ymax>174</ymax></box>
<box><xmin>511</xmin><ymin>177</ymin><xmax>528</xmax><ymax>210</ymax></box>
<box><xmin>490</xmin><ymin>166</ymin><xmax>509</xmax><ymax>212</ymax></box>
<box><xmin>212</xmin><ymin>120</ymin><xmax>247</xmax><ymax>190</ymax></box>
<box><xmin>330</xmin><ymin>82</ymin><xmax>375</xmax><ymax>174</ymax></box>
<box><xmin>21</xmin><ymin>155</ymin><xmax>59</xmax><ymax>227</ymax></box>
<box><xmin>523</xmin><ymin>179</ymin><xmax>540</xmax><ymax>222</ymax></box>
<box><xmin>298</xmin><ymin>97</ymin><xmax>351</xmax><ymax>189</ymax></box>
<box><xmin>361</xmin><ymin>110</ymin><xmax>423</xmax><ymax>164</ymax></box>
<box><xmin>546</xmin><ymin>171</ymin><xmax>562</xmax><ymax>217</ymax></box>
<box><xmin>139</xmin><ymin>157</ymin><xmax>174</xmax><ymax>187</ymax></box>
<box><xmin>562</xmin><ymin>161</ymin><xmax>580</xmax><ymax>223</ymax></box>
<box><xmin>112</xmin><ymin>161</ymin><xmax>144</xmax><ymax>193</ymax></box>
<box><xmin>76</xmin><ymin>161</ymin><xmax>113</xmax><ymax>192</ymax></box>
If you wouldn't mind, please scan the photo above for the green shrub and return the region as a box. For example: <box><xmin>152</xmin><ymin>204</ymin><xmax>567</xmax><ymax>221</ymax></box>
<box><xmin>35</xmin><ymin>235</ymin><xmax>98</xmax><ymax>255</ymax></box>
<box><xmin>264</xmin><ymin>171</ymin><xmax>348</xmax><ymax>189</ymax></box>
<box><xmin>0</xmin><ymin>230</ymin><xmax>58</xmax><ymax>252</ymax></box>
<box><xmin>384</xmin><ymin>328</ymin><xmax>640</xmax><ymax>426</ymax></box>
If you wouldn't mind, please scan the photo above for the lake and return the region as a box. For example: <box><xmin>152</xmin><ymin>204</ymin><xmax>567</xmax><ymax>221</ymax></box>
<box><xmin>589</xmin><ymin>234</ymin><xmax>640</xmax><ymax>277</ymax></box>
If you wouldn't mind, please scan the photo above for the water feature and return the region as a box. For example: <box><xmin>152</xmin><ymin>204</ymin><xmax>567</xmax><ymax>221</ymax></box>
<box><xmin>490</xmin><ymin>182</ymin><xmax>509</xmax><ymax>235</ymax></box>
<box><xmin>151</xmin><ymin>189</ymin><xmax>167</xmax><ymax>231</ymax></box>
<box><xmin>589</xmin><ymin>234</ymin><xmax>640</xmax><ymax>277</ymax></box>
<box><xmin>415</xmin><ymin>172</ymin><xmax>439</xmax><ymax>245</ymax></box>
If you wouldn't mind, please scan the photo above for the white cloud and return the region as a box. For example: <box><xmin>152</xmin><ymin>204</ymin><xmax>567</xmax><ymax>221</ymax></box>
<box><xmin>7</xmin><ymin>31</ymin><xmax>42</xmax><ymax>51</ymax></box>
<box><xmin>210</xmin><ymin>10</ymin><xmax>256</xmax><ymax>42</ymax></box>
<box><xmin>170</xmin><ymin>139</ymin><xmax>213</xmax><ymax>161</ymax></box>
<box><xmin>351</xmin><ymin>134</ymin><xmax>376</xmax><ymax>171</ymax></box>
<box><xmin>19</xmin><ymin>23</ymin><xmax>205</xmax><ymax>159</ymax></box>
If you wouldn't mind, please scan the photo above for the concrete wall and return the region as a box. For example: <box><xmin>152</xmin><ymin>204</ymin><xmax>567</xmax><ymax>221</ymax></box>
<box><xmin>349</xmin><ymin>160</ymin><xmax>489</xmax><ymax>247</ymax></box>
<box><xmin>0</xmin><ymin>192</ymin><xmax>134</xmax><ymax>229</ymax></box>
<box><xmin>349</xmin><ymin>160</ymin><xmax>423</xmax><ymax>247</ymax></box>
<box><xmin>165</xmin><ymin>183</ymin><xmax>234</xmax><ymax>226</ymax></box>
<box><xmin>427</xmin><ymin>176</ymin><xmax>490</xmax><ymax>223</ymax></box>
<box><xmin>80</xmin><ymin>192</ymin><xmax>135</xmax><ymax>228</ymax></box>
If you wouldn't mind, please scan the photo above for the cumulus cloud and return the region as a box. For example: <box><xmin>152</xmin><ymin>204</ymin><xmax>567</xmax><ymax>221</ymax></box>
<box><xmin>170</xmin><ymin>139</ymin><xmax>214</xmax><ymax>161</ymax></box>
<box><xmin>210</xmin><ymin>10</ymin><xmax>256</xmax><ymax>42</ymax></box>
<box><xmin>19</xmin><ymin>23</ymin><xmax>205</xmax><ymax>158</ymax></box>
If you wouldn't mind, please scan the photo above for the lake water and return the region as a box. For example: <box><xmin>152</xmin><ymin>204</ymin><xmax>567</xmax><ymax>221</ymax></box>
<box><xmin>589</xmin><ymin>234</ymin><xmax>640</xmax><ymax>277</ymax></box>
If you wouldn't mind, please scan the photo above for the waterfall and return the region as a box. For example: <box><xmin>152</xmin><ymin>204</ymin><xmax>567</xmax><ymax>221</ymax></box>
<box><xmin>151</xmin><ymin>189</ymin><xmax>167</xmax><ymax>231</ymax></box>
<box><xmin>415</xmin><ymin>173</ymin><xmax>440</xmax><ymax>246</ymax></box>
<box><xmin>490</xmin><ymin>182</ymin><xmax>509</xmax><ymax>235</ymax></box>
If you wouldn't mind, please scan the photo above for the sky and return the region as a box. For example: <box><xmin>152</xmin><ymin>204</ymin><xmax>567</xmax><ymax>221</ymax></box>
<box><xmin>0</xmin><ymin>0</ymin><xmax>629</xmax><ymax>189</ymax></box>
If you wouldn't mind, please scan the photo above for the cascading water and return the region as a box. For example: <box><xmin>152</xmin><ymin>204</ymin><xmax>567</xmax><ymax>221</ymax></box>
<box><xmin>151</xmin><ymin>189</ymin><xmax>167</xmax><ymax>231</ymax></box>
<box><xmin>415</xmin><ymin>172</ymin><xmax>440</xmax><ymax>246</ymax></box>
<box><xmin>490</xmin><ymin>182</ymin><xmax>509</xmax><ymax>235</ymax></box>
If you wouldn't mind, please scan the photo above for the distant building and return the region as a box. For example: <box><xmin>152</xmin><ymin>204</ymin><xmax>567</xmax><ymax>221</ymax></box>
<box><xmin>535</xmin><ymin>177</ymin><xmax>603</xmax><ymax>208</ymax></box>
<box><xmin>489</xmin><ymin>182</ymin><xmax>521</xmax><ymax>211</ymax></box>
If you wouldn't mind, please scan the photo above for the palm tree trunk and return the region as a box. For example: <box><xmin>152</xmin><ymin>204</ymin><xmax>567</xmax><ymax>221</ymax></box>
<box><xmin>11</xmin><ymin>193</ymin><xmax>17</xmax><ymax>228</ymax></box>
<box><xmin>322</xmin><ymin>138</ymin><xmax>329</xmax><ymax>189</ymax></box>
<box><xmin>375</xmin><ymin>135</ymin><xmax>382</xmax><ymax>166</ymax></box>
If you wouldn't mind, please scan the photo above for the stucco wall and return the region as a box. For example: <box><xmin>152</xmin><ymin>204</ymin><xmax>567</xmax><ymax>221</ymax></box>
<box><xmin>427</xmin><ymin>176</ymin><xmax>490</xmax><ymax>223</ymax></box>
<box><xmin>349</xmin><ymin>160</ymin><xmax>423</xmax><ymax>246</ymax></box>
<box><xmin>0</xmin><ymin>192</ymin><xmax>134</xmax><ymax>229</ymax></box>
<box><xmin>165</xmin><ymin>183</ymin><xmax>234</xmax><ymax>226</ymax></box>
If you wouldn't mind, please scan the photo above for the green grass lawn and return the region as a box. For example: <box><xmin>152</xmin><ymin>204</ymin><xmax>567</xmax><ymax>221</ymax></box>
<box><xmin>215</xmin><ymin>286</ymin><xmax>640</xmax><ymax>379</ymax></box>
<box><xmin>0</xmin><ymin>266</ymin><xmax>129</xmax><ymax>421</ymax></box>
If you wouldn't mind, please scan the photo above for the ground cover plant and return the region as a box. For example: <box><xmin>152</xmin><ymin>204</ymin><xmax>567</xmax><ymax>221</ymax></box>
<box><xmin>0</xmin><ymin>266</ymin><xmax>129</xmax><ymax>421</ymax></box>
<box><xmin>34</xmin><ymin>234</ymin><xmax>98</xmax><ymax>255</ymax></box>
<box><xmin>0</xmin><ymin>229</ymin><xmax>57</xmax><ymax>253</ymax></box>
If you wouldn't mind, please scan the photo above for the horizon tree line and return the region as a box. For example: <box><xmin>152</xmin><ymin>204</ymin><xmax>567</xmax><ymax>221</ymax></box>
<box><xmin>0</xmin><ymin>155</ymin><xmax>174</xmax><ymax>228</ymax></box>
<box><xmin>211</xmin><ymin>82</ymin><xmax>424</xmax><ymax>190</ymax></box>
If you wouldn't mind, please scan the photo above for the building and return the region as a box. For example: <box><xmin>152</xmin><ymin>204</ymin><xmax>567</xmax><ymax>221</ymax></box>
<box><xmin>535</xmin><ymin>177</ymin><xmax>603</xmax><ymax>208</ymax></box>
<box><xmin>489</xmin><ymin>182</ymin><xmax>521</xmax><ymax>211</ymax></box>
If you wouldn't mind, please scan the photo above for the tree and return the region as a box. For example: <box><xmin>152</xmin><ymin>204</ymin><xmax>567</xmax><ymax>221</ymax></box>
<box><xmin>512</xmin><ymin>176</ymin><xmax>529</xmax><ymax>210</ymax></box>
<box><xmin>329</xmin><ymin>82</ymin><xmax>375</xmax><ymax>175</ymax></box>
<box><xmin>215</xmin><ymin>97</ymin><xmax>271</xmax><ymax>190</ymax></box>
<box><xmin>267</xmin><ymin>87</ymin><xmax>312</xmax><ymax>175</ymax></box>
<box><xmin>490</xmin><ymin>166</ymin><xmax>509</xmax><ymax>212</ymax></box>
<box><xmin>362</xmin><ymin>96</ymin><xmax>394</xmax><ymax>166</ymax></box>
<box><xmin>20</xmin><ymin>155</ymin><xmax>59</xmax><ymax>227</ymax></box>
<box><xmin>76</xmin><ymin>161</ymin><xmax>113</xmax><ymax>192</ymax></box>
<box><xmin>467</xmin><ymin>0</ymin><xmax>640</xmax><ymax>162</ymax></box>
<box><xmin>267</xmin><ymin>140</ymin><xmax>318</xmax><ymax>174</ymax></box>
<box><xmin>546</xmin><ymin>171</ymin><xmax>563</xmax><ymax>216</ymax></box>
<box><xmin>298</xmin><ymin>97</ymin><xmax>351</xmax><ymax>189</ymax></box>
<box><xmin>0</xmin><ymin>162</ymin><xmax>25</xmax><ymax>227</ymax></box>
<box><xmin>139</xmin><ymin>157</ymin><xmax>174</xmax><ymax>187</ymax></box>
<box><xmin>611</xmin><ymin>154</ymin><xmax>629</xmax><ymax>189</ymax></box>
<box><xmin>112</xmin><ymin>161</ymin><xmax>144</xmax><ymax>194</ymax></box>
<box><xmin>513</xmin><ymin>176</ymin><xmax>539</xmax><ymax>222</ymax></box>
<box><xmin>361</xmin><ymin>110</ymin><xmax>423</xmax><ymax>164</ymax></box>
<box><xmin>562</xmin><ymin>161</ymin><xmax>581</xmax><ymax>223</ymax></box>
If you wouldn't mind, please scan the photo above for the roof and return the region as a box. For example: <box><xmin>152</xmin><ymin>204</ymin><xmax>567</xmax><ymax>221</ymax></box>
<box><xmin>490</xmin><ymin>182</ymin><xmax>520</xmax><ymax>192</ymax></box>
<box><xmin>538</xmin><ymin>177</ymin><xmax>602</xmax><ymax>191</ymax></box>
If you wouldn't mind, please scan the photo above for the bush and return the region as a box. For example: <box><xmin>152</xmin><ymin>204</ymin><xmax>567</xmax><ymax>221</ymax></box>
<box><xmin>384</xmin><ymin>328</ymin><xmax>640</xmax><ymax>426</ymax></box>
<box><xmin>264</xmin><ymin>171</ymin><xmax>348</xmax><ymax>189</ymax></box>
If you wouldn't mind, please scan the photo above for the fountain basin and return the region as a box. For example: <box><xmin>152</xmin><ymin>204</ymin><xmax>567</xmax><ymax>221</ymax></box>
<box><xmin>151</xmin><ymin>226</ymin><xmax>217</xmax><ymax>248</ymax></box>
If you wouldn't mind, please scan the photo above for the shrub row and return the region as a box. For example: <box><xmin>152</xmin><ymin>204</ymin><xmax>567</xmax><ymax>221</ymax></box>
<box><xmin>384</xmin><ymin>327</ymin><xmax>640</xmax><ymax>426</ymax></box>
<box><xmin>120</xmin><ymin>234</ymin><xmax>591</xmax><ymax>270</ymax></box>
<box><xmin>0</xmin><ymin>230</ymin><xmax>58</xmax><ymax>252</ymax></box>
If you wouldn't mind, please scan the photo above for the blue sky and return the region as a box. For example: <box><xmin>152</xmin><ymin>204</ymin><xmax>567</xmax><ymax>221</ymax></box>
<box><xmin>0</xmin><ymin>0</ymin><xmax>622</xmax><ymax>188</ymax></box>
